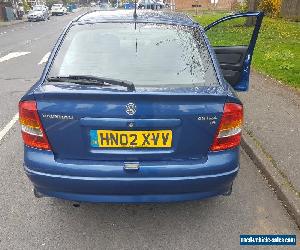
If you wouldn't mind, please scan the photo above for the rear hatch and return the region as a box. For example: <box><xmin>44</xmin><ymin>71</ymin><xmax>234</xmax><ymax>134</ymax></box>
<box><xmin>51</xmin><ymin>5</ymin><xmax>62</xmax><ymax>11</ymax></box>
<box><xmin>34</xmin><ymin>84</ymin><xmax>227</xmax><ymax>162</ymax></box>
<box><xmin>33</xmin><ymin>22</ymin><xmax>229</xmax><ymax>162</ymax></box>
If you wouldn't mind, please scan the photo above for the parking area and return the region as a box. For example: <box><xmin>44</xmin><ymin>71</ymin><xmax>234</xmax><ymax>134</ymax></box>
<box><xmin>1</xmin><ymin>128</ymin><xmax>299</xmax><ymax>249</ymax></box>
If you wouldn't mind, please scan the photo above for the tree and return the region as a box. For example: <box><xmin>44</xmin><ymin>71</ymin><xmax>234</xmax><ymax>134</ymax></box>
<box><xmin>246</xmin><ymin>0</ymin><xmax>259</xmax><ymax>26</ymax></box>
<box><xmin>22</xmin><ymin>0</ymin><xmax>30</xmax><ymax>12</ymax></box>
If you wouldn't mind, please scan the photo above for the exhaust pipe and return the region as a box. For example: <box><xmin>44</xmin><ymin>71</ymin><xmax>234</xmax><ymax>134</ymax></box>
<box><xmin>222</xmin><ymin>183</ymin><xmax>233</xmax><ymax>196</ymax></box>
<box><xmin>33</xmin><ymin>188</ymin><xmax>44</xmax><ymax>198</ymax></box>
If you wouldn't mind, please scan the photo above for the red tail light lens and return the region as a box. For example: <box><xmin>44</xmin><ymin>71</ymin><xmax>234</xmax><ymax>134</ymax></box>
<box><xmin>210</xmin><ymin>103</ymin><xmax>243</xmax><ymax>151</ymax></box>
<box><xmin>19</xmin><ymin>100</ymin><xmax>51</xmax><ymax>150</ymax></box>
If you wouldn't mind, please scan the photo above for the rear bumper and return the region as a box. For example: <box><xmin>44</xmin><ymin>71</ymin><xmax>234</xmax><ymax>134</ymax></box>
<box><xmin>51</xmin><ymin>11</ymin><xmax>64</xmax><ymax>15</ymax></box>
<box><xmin>24</xmin><ymin>146</ymin><xmax>240</xmax><ymax>203</ymax></box>
<box><xmin>27</xmin><ymin>16</ymin><xmax>43</xmax><ymax>21</ymax></box>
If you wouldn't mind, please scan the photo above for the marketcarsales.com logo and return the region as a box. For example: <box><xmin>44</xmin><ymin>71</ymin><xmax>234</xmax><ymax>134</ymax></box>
<box><xmin>240</xmin><ymin>235</ymin><xmax>296</xmax><ymax>246</ymax></box>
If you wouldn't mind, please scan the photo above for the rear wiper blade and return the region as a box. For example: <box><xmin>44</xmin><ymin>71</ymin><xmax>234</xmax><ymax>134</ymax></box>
<box><xmin>47</xmin><ymin>75</ymin><xmax>135</xmax><ymax>92</ymax></box>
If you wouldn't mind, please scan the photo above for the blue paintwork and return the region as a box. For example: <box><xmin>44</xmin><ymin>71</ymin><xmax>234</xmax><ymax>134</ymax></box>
<box><xmin>81</xmin><ymin>118</ymin><xmax>182</xmax><ymax>127</ymax></box>
<box><xmin>21</xmin><ymin>10</ymin><xmax>262</xmax><ymax>203</ymax></box>
<box><xmin>34</xmin><ymin>88</ymin><xmax>226</xmax><ymax>161</ymax></box>
<box><xmin>205</xmin><ymin>12</ymin><xmax>264</xmax><ymax>91</ymax></box>
<box><xmin>24</xmin><ymin>145</ymin><xmax>239</xmax><ymax>203</ymax></box>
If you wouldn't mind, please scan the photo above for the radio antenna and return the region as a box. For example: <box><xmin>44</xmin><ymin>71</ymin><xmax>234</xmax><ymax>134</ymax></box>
<box><xmin>133</xmin><ymin>0</ymin><xmax>138</xmax><ymax>19</ymax></box>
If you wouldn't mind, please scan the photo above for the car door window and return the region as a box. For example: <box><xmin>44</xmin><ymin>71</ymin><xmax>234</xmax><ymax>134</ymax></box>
<box><xmin>205</xmin><ymin>16</ymin><xmax>256</xmax><ymax>47</ymax></box>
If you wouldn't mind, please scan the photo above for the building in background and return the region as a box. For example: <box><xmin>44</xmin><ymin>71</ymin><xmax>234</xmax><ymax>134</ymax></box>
<box><xmin>165</xmin><ymin>0</ymin><xmax>244</xmax><ymax>10</ymax></box>
<box><xmin>0</xmin><ymin>0</ymin><xmax>19</xmax><ymax>21</ymax></box>
<box><xmin>27</xmin><ymin>0</ymin><xmax>46</xmax><ymax>6</ymax></box>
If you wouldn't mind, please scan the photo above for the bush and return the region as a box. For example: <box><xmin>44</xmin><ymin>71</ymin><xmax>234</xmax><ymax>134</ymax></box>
<box><xmin>232</xmin><ymin>1</ymin><xmax>249</xmax><ymax>12</ymax></box>
<box><xmin>22</xmin><ymin>0</ymin><xmax>30</xmax><ymax>13</ymax></box>
<box><xmin>258</xmin><ymin>0</ymin><xmax>282</xmax><ymax>17</ymax></box>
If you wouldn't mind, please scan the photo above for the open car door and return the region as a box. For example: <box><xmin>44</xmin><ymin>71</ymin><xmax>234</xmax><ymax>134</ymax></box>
<box><xmin>205</xmin><ymin>12</ymin><xmax>264</xmax><ymax>91</ymax></box>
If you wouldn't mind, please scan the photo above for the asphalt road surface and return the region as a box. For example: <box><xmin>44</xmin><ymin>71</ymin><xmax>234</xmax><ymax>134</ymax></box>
<box><xmin>0</xmin><ymin>9</ymin><xmax>299</xmax><ymax>250</ymax></box>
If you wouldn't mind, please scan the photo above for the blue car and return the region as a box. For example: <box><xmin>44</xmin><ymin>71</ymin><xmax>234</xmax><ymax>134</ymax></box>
<box><xmin>19</xmin><ymin>10</ymin><xmax>264</xmax><ymax>203</ymax></box>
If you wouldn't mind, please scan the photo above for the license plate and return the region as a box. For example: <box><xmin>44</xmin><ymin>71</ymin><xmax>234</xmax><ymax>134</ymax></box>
<box><xmin>90</xmin><ymin>130</ymin><xmax>172</xmax><ymax>148</ymax></box>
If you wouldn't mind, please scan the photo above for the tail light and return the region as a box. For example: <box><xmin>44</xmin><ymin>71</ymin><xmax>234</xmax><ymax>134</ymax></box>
<box><xmin>210</xmin><ymin>103</ymin><xmax>243</xmax><ymax>151</ymax></box>
<box><xmin>19</xmin><ymin>100</ymin><xmax>51</xmax><ymax>150</ymax></box>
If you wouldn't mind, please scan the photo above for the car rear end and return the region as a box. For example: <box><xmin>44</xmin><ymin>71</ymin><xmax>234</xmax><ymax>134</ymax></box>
<box><xmin>20</xmin><ymin>17</ymin><xmax>243</xmax><ymax>203</ymax></box>
<box><xmin>51</xmin><ymin>4</ymin><xmax>64</xmax><ymax>15</ymax></box>
<box><xmin>27</xmin><ymin>12</ymin><xmax>40</xmax><ymax>21</ymax></box>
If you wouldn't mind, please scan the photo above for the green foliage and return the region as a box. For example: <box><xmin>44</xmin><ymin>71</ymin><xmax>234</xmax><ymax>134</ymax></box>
<box><xmin>22</xmin><ymin>0</ymin><xmax>30</xmax><ymax>12</ymax></box>
<box><xmin>259</xmin><ymin>0</ymin><xmax>282</xmax><ymax>18</ymax></box>
<box><xmin>194</xmin><ymin>12</ymin><xmax>300</xmax><ymax>88</ymax></box>
<box><xmin>45</xmin><ymin>0</ymin><xmax>72</xmax><ymax>8</ymax></box>
<box><xmin>45</xmin><ymin>0</ymin><xmax>57</xmax><ymax>8</ymax></box>
<box><xmin>61</xmin><ymin>0</ymin><xmax>73</xmax><ymax>5</ymax></box>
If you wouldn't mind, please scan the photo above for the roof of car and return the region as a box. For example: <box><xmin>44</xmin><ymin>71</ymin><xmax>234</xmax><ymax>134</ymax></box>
<box><xmin>75</xmin><ymin>10</ymin><xmax>196</xmax><ymax>26</ymax></box>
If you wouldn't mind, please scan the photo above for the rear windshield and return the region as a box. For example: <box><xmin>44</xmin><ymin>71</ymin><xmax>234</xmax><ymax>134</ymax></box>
<box><xmin>33</xmin><ymin>6</ymin><xmax>43</xmax><ymax>11</ymax></box>
<box><xmin>48</xmin><ymin>23</ymin><xmax>218</xmax><ymax>87</ymax></box>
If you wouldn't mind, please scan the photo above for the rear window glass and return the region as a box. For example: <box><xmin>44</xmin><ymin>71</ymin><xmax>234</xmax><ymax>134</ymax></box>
<box><xmin>48</xmin><ymin>23</ymin><xmax>218</xmax><ymax>87</ymax></box>
<box><xmin>33</xmin><ymin>6</ymin><xmax>43</xmax><ymax>11</ymax></box>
